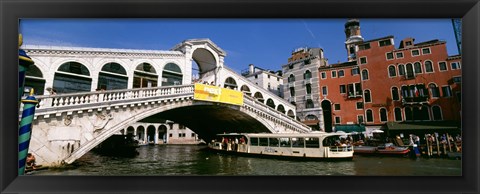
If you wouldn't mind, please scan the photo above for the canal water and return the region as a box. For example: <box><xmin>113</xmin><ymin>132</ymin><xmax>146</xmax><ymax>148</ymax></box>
<box><xmin>31</xmin><ymin>145</ymin><xmax>461</xmax><ymax>176</ymax></box>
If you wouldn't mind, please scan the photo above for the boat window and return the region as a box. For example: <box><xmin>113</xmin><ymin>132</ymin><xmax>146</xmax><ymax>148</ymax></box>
<box><xmin>259</xmin><ymin>138</ymin><xmax>269</xmax><ymax>146</ymax></box>
<box><xmin>305</xmin><ymin>138</ymin><xmax>320</xmax><ymax>148</ymax></box>
<box><xmin>250</xmin><ymin>137</ymin><xmax>259</xmax><ymax>146</ymax></box>
<box><xmin>268</xmin><ymin>138</ymin><xmax>279</xmax><ymax>147</ymax></box>
<box><xmin>291</xmin><ymin>138</ymin><xmax>305</xmax><ymax>148</ymax></box>
<box><xmin>280</xmin><ymin>138</ymin><xmax>291</xmax><ymax>147</ymax></box>
<box><xmin>322</xmin><ymin>136</ymin><xmax>340</xmax><ymax>147</ymax></box>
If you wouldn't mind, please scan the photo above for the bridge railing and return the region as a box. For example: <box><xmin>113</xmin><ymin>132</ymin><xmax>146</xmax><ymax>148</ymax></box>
<box><xmin>25</xmin><ymin>84</ymin><xmax>195</xmax><ymax>113</ymax></box>
<box><xmin>243</xmin><ymin>95</ymin><xmax>311</xmax><ymax>133</ymax></box>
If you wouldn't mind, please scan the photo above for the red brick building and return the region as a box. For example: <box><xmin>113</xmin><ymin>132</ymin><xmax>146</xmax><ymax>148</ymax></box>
<box><xmin>318</xmin><ymin>19</ymin><xmax>461</xmax><ymax>137</ymax></box>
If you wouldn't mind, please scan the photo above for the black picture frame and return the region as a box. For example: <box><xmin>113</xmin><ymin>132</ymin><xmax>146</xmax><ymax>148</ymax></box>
<box><xmin>1</xmin><ymin>0</ymin><xmax>478</xmax><ymax>193</ymax></box>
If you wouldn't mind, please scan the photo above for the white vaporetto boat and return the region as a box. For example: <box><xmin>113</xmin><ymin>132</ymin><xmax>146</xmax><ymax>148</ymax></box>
<box><xmin>208</xmin><ymin>132</ymin><xmax>354</xmax><ymax>160</ymax></box>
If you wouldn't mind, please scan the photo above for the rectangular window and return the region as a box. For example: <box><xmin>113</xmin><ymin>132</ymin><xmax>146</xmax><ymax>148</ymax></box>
<box><xmin>453</xmin><ymin>76</ymin><xmax>461</xmax><ymax>83</ymax></box>
<box><xmin>360</xmin><ymin>57</ymin><xmax>367</xmax><ymax>64</ymax></box>
<box><xmin>169</xmin><ymin>133</ymin><xmax>172</xmax><ymax>137</ymax></box>
<box><xmin>379</xmin><ymin>39</ymin><xmax>392</xmax><ymax>47</ymax></box>
<box><xmin>191</xmin><ymin>133</ymin><xmax>195</xmax><ymax>137</ymax></box>
<box><xmin>351</xmin><ymin>67</ymin><xmax>359</xmax><ymax>75</ymax></box>
<box><xmin>305</xmin><ymin>138</ymin><xmax>319</xmax><ymax>148</ymax></box>
<box><xmin>334</xmin><ymin>104</ymin><xmax>341</xmax><ymax>111</ymax></box>
<box><xmin>338</xmin><ymin>70</ymin><xmax>344</xmax><ymax>77</ymax></box>
<box><xmin>357</xmin><ymin>115</ymin><xmax>364</xmax><ymax>124</ymax></box>
<box><xmin>321</xmin><ymin>72</ymin><xmax>326</xmax><ymax>79</ymax></box>
<box><xmin>396</xmin><ymin>52</ymin><xmax>404</xmax><ymax>59</ymax></box>
<box><xmin>331</xmin><ymin>71</ymin><xmax>337</xmax><ymax>78</ymax></box>
<box><xmin>456</xmin><ymin>92</ymin><xmax>461</xmax><ymax>103</ymax></box>
<box><xmin>442</xmin><ymin>86</ymin><xmax>452</xmax><ymax>97</ymax></box>
<box><xmin>386</xmin><ymin>52</ymin><xmax>394</xmax><ymax>60</ymax></box>
<box><xmin>259</xmin><ymin>138</ymin><xmax>269</xmax><ymax>146</ymax></box>
<box><xmin>422</xmin><ymin>48</ymin><xmax>431</xmax><ymax>55</ymax></box>
<box><xmin>269</xmin><ymin>138</ymin><xmax>279</xmax><ymax>147</ymax></box>
<box><xmin>356</xmin><ymin>102</ymin><xmax>364</xmax><ymax>109</ymax></box>
<box><xmin>322</xmin><ymin>86</ymin><xmax>327</xmax><ymax>95</ymax></box>
<box><xmin>411</xmin><ymin>49</ymin><xmax>420</xmax><ymax>56</ymax></box>
<box><xmin>250</xmin><ymin>137</ymin><xmax>259</xmax><ymax>146</ymax></box>
<box><xmin>339</xmin><ymin>85</ymin><xmax>346</xmax><ymax>94</ymax></box>
<box><xmin>291</xmin><ymin>138</ymin><xmax>304</xmax><ymax>148</ymax></box>
<box><xmin>451</xmin><ymin>62</ymin><xmax>461</xmax><ymax>70</ymax></box>
<box><xmin>439</xmin><ymin>62</ymin><xmax>447</xmax><ymax>71</ymax></box>
<box><xmin>335</xmin><ymin>117</ymin><xmax>341</xmax><ymax>124</ymax></box>
<box><xmin>405</xmin><ymin>41</ymin><xmax>412</xmax><ymax>46</ymax></box>
<box><xmin>358</xmin><ymin>43</ymin><xmax>371</xmax><ymax>50</ymax></box>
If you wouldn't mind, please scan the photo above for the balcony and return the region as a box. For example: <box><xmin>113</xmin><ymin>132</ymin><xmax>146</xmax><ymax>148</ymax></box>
<box><xmin>304</xmin><ymin>95</ymin><xmax>313</xmax><ymax>101</ymax></box>
<box><xmin>401</xmin><ymin>96</ymin><xmax>429</xmax><ymax>105</ymax></box>
<box><xmin>288</xmin><ymin>97</ymin><xmax>296</xmax><ymax>103</ymax></box>
<box><xmin>288</xmin><ymin>82</ymin><xmax>295</xmax><ymax>88</ymax></box>
<box><xmin>347</xmin><ymin>91</ymin><xmax>363</xmax><ymax>99</ymax></box>
<box><xmin>303</xmin><ymin>78</ymin><xmax>312</xmax><ymax>85</ymax></box>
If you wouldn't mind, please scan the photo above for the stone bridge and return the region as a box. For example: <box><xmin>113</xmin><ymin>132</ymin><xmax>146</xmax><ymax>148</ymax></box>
<box><xmin>25</xmin><ymin>84</ymin><xmax>311</xmax><ymax>166</ymax></box>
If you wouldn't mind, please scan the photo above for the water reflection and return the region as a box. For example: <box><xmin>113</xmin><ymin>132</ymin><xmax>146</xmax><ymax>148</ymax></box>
<box><xmin>32</xmin><ymin>145</ymin><xmax>461</xmax><ymax>176</ymax></box>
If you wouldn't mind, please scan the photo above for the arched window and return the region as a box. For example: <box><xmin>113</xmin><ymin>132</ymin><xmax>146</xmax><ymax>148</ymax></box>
<box><xmin>388</xmin><ymin>65</ymin><xmax>397</xmax><ymax>77</ymax></box>
<box><xmin>432</xmin><ymin>106</ymin><xmax>443</xmax><ymax>120</ymax></box>
<box><xmin>366</xmin><ymin>109</ymin><xmax>373</xmax><ymax>122</ymax></box>
<box><xmin>398</xmin><ymin>64</ymin><xmax>405</xmax><ymax>76</ymax></box>
<box><xmin>287</xmin><ymin>110</ymin><xmax>295</xmax><ymax>118</ymax></box>
<box><xmin>162</xmin><ymin>63</ymin><xmax>183</xmax><ymax>86</ymax></box>
<box><xmin>380</xmin><ymin>108</ymin><xmax>388</xmax><ymax>122</ymax></box>
<box><xmin>414</xmin><ymin>62</ymin><xmax>422</xmax><ymax>74</ymax></box>
<box><xmin>364</xmin><ymin>90</ymin><xmax>371</xmax><ymax>103</ymax></box>
<box><xmin>254</xmin><ymin>92</ymin><xmax>264</xmax><ymax>103</ymax></box>
<box><xmin>391</xmin><ymin>87</ymin><xmax>399</xmax><ymax>101</ymax></box>
<box><xmin>304</xmin><ymin>70</ymin><xmax>312</xmax><ymax>79</ymax></box>
<box><xmin>305</xmin><ymin>99</ymin><xmax>314</xmax><ymax>109</ymax></box>
<box><xmin>266</xmin><ymin>98</ymin><xmax>275</xmax><ymax>109</ymax></box>
<box><xmin>289</xmin><ymin>87</ymin><xmax>295</xmax><ymax>97</ymax></box>
<box><xmin>134</xmin><ymin>62</ymin><xmax>157</xmax><ymax>88</ymax></box>
<box><xmin>288</xmin><ymin>74</ymin><xmax>295</xmax><ymax>83</ymax></box>
<box><xmin>240</xmin><ymin>85</ymin><xmax>251</xmax><ymax>96</ymax></box>
<box><xmin>361</xmin><ymin>69</ymin><xmax>369</xmax><ymax>80</ymax></box>
<box><xmin>424</xmin><ymin>61</ymin><xmax>434</xmax><ymax>73</ymax></box>
<box><xmin>54</xmin><ymin>62</ymin><xmax>92</xmax><ymax>93</ymax></box>
<box><xmin>306</xmin><ymin>83</ymin><xmax>312</xmax><ymax>94</ymax></box>
<box><xmin>277</xmin><ymin>105</ymin><xmax>286</xmax><ymax>114</ymax></box>
<box><xmin>25</xmin><ymin>64</ymin><xmax>45</xmax><ymax>95</ymax></box>
<box><xmin>405</xmin><ymin>63</ymin><xmax>414</xmax><ymax>79</ymax></box>
<box><xmin>394</xmin><ymin>107</ymin><xmax>402</xmax><ymax>121</ymax></box>
<box><xmin>98</xmin><ymin>62</ymin><xmax>128</xmax><ymax>90</ymax></box>
<box><xmin>224</xmin><ymin>77</ymin><xmax>237</xmax><ymax>89</ymax></box>
<box><xmin>401</xmin><ymin>85</ymin><xmax>410</xmax><ymax>98</ymax></box>
<box><xmin>429</xmin><ymin>83</ymin><xmax>440</xmax><ymax>98</ymax></box>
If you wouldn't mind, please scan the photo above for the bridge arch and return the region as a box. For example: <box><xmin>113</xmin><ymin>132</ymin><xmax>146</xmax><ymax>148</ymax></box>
<box><xmin>240</xmin><ymin>85</ymin><xmax>251</xmax><ymax>96</ymax></box>
<box><xmin>253</xmin><ymin>92</ymin><xmax>264</xmax><ymax>103</ymax></box>
<box><xmin>60</xmin><ymin>97</ymin><xmax>281</xmax><ymax>164</ymax></box>
<box><xmin>266</xmin><ymin>98</ymin><xmax>275</xmax><ymax>109</ymax></box>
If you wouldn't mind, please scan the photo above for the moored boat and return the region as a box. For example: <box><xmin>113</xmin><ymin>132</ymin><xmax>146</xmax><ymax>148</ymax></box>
<box><xmin>354</xmin><ymin>143</ymin><xmax>410</xmax><ymax>156</ymax></box>
<box><xmin>208</xmin><ymin>132</ymin><xmax>354</xmax><ymax>160</ymax></box>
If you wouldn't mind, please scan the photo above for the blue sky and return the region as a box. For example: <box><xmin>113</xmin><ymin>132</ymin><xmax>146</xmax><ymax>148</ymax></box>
<box><xmin>20</xmin><ymin>19</ymin><xmax>459</xmax><ymax>73</ymax></box>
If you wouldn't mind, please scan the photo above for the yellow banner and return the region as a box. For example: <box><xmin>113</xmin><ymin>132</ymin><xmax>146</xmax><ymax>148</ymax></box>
<box><xmin>194</xmin><ymin>83</ymin><xmax>243</xmax><ymax>106</ymax></box>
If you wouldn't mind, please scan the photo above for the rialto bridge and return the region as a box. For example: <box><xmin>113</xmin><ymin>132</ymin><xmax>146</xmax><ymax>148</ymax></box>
<box><xmin>20</xmin><ymin>39</ymin><xmax>312</xmax><ymax>166</ymax></box>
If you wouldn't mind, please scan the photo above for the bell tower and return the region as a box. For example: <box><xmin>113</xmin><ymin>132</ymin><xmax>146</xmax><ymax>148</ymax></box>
<box><xmin>344</xmin><ymin>19</ymin><xmax>364</xmax><ymax>62</ymax></box>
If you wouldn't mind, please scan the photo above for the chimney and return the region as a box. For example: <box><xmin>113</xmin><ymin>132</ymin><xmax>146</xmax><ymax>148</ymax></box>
<box><xmin>249</xmin><ymin>64</ymin><xmax>254</xmax><ymax>74</ymax></box>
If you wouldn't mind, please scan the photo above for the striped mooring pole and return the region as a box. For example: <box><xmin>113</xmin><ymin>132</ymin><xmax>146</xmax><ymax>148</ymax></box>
<box><xmin>18</xmin><ymin>89</ymin><xmax>38</xmax><ymax>175</ymax></box>
<box><xmin>18</xmin><ymin>34</ymin><xmax>34</xmax><ymax>106</ymax></box>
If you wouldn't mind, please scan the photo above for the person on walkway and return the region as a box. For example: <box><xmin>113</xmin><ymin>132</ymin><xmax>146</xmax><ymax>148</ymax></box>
<box><xmin>26</xmin><ymin>153</ymin><xmax>36</xmax><ymax>169</ymax></box>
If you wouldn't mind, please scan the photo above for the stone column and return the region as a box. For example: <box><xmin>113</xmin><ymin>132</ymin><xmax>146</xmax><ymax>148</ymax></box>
<box><xmin>154</xmin><ymin>126</ymin><xmax>158</xmax><ymax>144</ymax></box>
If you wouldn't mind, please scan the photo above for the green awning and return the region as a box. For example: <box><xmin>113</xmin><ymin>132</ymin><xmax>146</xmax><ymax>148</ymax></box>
<box><xmin>334</xmin><ymin>124</ymin><xmax>365</xmax><ymax>133</ymax></box>
<box><xmin>385</xmin><ymin>121</ymin><xmax>461</xmax><ymax>135</ymax></box>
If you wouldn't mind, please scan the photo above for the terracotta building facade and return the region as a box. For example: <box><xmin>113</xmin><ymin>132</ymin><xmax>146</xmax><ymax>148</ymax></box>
<box><xmin>318</xmin><ymin>19</ymin><xmax>461</xmax><ymax>136</ymax></box>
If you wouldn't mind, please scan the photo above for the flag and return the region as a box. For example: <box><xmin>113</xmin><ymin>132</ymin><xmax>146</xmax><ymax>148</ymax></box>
<box><xmin>414</xmin><ymin>86</ymin><xmax>419</xmax><ymax>97</ymax></box>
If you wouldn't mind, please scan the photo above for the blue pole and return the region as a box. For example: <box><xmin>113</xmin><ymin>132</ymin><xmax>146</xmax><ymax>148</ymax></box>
<box><xmin>18</xmin><ymin>89</ymin><xmax>38</xmax><ymax>175</ymax></box>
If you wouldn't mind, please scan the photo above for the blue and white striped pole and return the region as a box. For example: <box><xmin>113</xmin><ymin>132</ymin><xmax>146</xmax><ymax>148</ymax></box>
<box><xmin>18</xmin><ymin>89</ymin><xmax>38</xmax><ymax>175</ymax></box>
<box><xmin>18</xmin><ymin>34</ymin><xmax>34</xmax><ymax>107</ymax></box>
